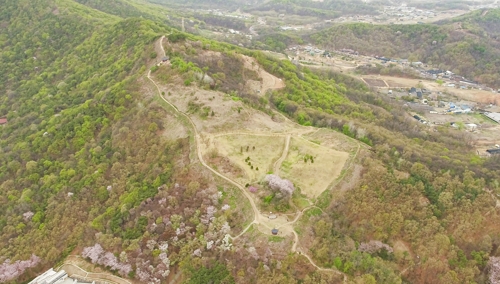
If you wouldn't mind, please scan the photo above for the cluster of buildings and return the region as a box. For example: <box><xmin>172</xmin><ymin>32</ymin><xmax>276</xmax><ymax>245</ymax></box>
<box><xmin>279</xmin><ymin>26</ymin><xmax>303</xmax><ymax>31</ymax></box>
<box><xmin>288</xmin><ymin>45</ymin><xmax>326</xmax><ymax>56</ymax></box>
<box><xmin>339</xmin><ymin>48</ymin><xmax>359</xmax><ymax>56</ymax></box>
<box><xmin>408</xmin><ymin>87</ymin><xmax>427</xmax><ymax>99</ymax></box>
<box><xmin>446</xmin><ymin>102</ymin><xmax>472</xmax><ymax>114</ymax></box>
<box><xmin>374</xmin><ymin>56</ymin><xmax>497</xmax><ymax>92</ymax></box>
<box><xmin>288</xmin><ymin>45</ymin><xmax>362</xmax><ymax>59</ymax></box>
<box><xmin>381</xmin><ymin>5</ymin><xmax>437</xmax><ymax>22</ymax></box>
<box><xmin>207</xmin><ymin>9</ymin><xmax>251</xmax><ymax>20</ymax></box>
<box><xmin>469</xmin><ymin>2</ymin><xmax>500</xmax><ymax>10</ymax></box>
<box><xmin>331</xmin><ymin>4</ymin><xmax>440</xmax><ymax>24</ymax></box>
<box><xmin>401</xmin><ymin>87</ymin><xmax>476</xmax><ymax>115</ymax></box>
<box><xmin>424</xmin><ymin>69</ymin><xmax>481</xmax><ymax>88</ymax></box>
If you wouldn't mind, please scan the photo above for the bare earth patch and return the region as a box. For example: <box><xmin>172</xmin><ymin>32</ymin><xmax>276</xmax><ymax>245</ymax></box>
<box><xmin>280</xmin><ymin>137</ymin><xmax>349</xmax><ymax>198</ymax></box>
<box><xmin>241</xmin><ymin>55</ymin><xmax>285</xmax><ymax>95</ymax></box>
<box><xmin>60</xmin><ymin>256</ymin><xmax>136</xmax><ymax>284</ymax></box>
<box><xmin>363</xmin><ymin>78</ymin><xmax>388</xmax><ymax>87</ymax></box>
<box><xmin>161</xmin><ymin>113</ymin><xmax>188</xmax><ymax>140</ymax></box>
<box><xmin>153</xmin><ymin>79</ymin><xmax>296</xmax><ymax>134</ymax></box>
<box><xmin>302</xmin><ymin>128</ymin><xmax>359</xmax><ymax>153</ymax></box>
<box><xmin>206</xmin><ymin>155</ymin><xmax>246</xmax><ymax>180</ymax></box>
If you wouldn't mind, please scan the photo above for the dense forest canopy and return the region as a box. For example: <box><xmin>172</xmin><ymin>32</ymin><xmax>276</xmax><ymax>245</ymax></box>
<box><xmin>0</xmin><ymin>0</ymin><xmax>171</xmax><ymax>278</ymax></box>
<box><xmin>2</xmin><ymin>0</ymin><xmax>500</xmax><ymax>283</ymax></box>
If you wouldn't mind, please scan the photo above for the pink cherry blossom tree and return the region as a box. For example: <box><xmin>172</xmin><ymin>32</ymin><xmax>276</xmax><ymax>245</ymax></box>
<box><xmin>489</xmin><ymin>256</ymin><xmax>500</xmax><ymax>284</ymax></box>
<box><xmin>265</xmin><ymin>174</ymin><xmax>295</xmax><ymax>198</ymax></box>
<box><xmin>22</xmin><ymin>211</ymin><xmax>34</xmax><ymax>221</ymax></box>
<box><xmin>0</xmin><ymin>254</ymin><xmax>40</xmax><ymax>282</ymax></box>
<box><xmin>358</xmin><ymin>240</ymin><xmax>394</xmax><ymax>254</ymax></box>
<box><xmin>82</xmin><ymin>243</ymin><xmax>104</xmax><ymax>264</ymax></box>
<box><xmin>81</xmin><ymin>244</ymin><xmax>131</xmax><ymax>276</ymax></box>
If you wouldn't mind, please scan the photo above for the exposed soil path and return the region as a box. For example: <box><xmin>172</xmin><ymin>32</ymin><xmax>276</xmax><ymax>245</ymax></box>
<box><xmin>273</xmin><ymin>135</ymin><xmax>290</xmax><ymax>174</ymax></box>
<box><xmin>57</xmin><ymin>256</ymin><xmax>132</xmax><ymax>284</ymax></box>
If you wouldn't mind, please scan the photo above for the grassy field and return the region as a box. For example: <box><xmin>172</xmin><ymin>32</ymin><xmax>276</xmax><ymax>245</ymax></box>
<box><xmin>211</xmin><ymin>134</ymin><xmax>286</xmax><ymax>184</ymax></box>
<box><xmin>280</xmin><ymin>137</ymin><xmax>349</xmax><ymax>198</ymax></box>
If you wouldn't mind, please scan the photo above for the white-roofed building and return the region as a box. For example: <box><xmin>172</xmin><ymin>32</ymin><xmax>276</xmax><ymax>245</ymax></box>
<box><xmin>484</xmin><ymin>112</ymin><xmax>500</xmax><ymax>124</ymax></box>
<box><xmin>29</xmin><ymin>268</ymin><xmax>93</xmax><ymax>284</ymax></box>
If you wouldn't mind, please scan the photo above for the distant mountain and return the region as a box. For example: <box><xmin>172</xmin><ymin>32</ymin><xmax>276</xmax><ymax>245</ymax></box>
<box><xmin>310</xmin><ymin>9</ymin><xmax>500</xmax><ymax>87</ymax></box>
<box><xmin>74</xmin><ymin>0</ymin><xmax>145</xmax><ymax>17</ymax></box>
<box><xmin>148</xmin><ymin>0</ymin><xmax>266</xmax><ymax>9</ymax></box>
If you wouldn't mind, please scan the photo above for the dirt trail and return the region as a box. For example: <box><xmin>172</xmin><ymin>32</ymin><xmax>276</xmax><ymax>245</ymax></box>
<box><xmin>149</xmin><ymin>36</ymin><xmax>350</xmax><ymax>278</ymax></box>
<box><xmin>57</xmin><ymin>258</ymin><xmax>132</xmax><ymax>284</ymax></box>
<box><xmin>295</xmin><ymin>246</ymin><xmax>347</xmax><ymax>282</ymax></box>
<box><xmin>273</xmin><ymin>135</ymin><xmax>290</xmax><ymax>174</ymax></box>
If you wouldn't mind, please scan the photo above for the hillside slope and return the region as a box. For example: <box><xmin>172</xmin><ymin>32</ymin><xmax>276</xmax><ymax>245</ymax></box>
<box><xmin>310</xmin><ymin>9</ymin><xmax>500</xmax><ymax>88</ymax></box>
<box><xmin>3</xmin><ymin>0</ymin><xmax>500</xmax><ymax>283</ymax></box>
<box><xmin>0</xmin><ymin>0</ymin><xmax>172</xmax><ymax>278</ymax></box>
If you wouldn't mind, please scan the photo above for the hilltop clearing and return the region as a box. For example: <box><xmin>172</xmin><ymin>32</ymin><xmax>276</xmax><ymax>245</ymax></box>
<box><xmin>148</xmin><ymin>35</ymin><xmax>356</xmax><ymax>282</ymax></box>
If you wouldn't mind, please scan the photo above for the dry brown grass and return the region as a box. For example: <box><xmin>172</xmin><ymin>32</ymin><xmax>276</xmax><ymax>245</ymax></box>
<box><xmin>363</xmin><ymin>78</ymin><xmax>388</xmax><ymax>87</ymax></box>
<box><xmin>280</xmin><ymin>137</ymin><xmax>349</xmax><ymax>198</ymax></box>
<box><xmin>207</xmin><ymin>134</ymin><xmax>286</xmax><ymax>184</ymax></box>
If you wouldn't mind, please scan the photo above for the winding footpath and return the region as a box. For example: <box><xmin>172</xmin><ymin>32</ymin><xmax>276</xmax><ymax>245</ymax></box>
<box><xmin>57</xmin><ymin>257</ymin><xmax>132</xmax><ymax>284</ymax></box>
<box><xmin>148</xmin><ymin>36</ymin><xmax>347</xmax><ymax>280</ymax></box>
<box><xmin>273</xmin><ymin>135</ymin><xmax>290</xmax><ymax>175</ymax></box>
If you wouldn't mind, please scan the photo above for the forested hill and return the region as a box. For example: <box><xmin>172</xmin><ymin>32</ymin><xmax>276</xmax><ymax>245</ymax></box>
<box><xmin>0</xmin><ymin>0</ymin><xmax>171</xmax><ymax>281</ymax></box>
<box><xmin>3</xmin><ymin>0</ymin><xmax>500</xmax><ymax>283</ymax></box>
<box><xmin>310</xmin><ymin>8</ymin><xmax>500</xmax><ymax>88</ymax></box>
